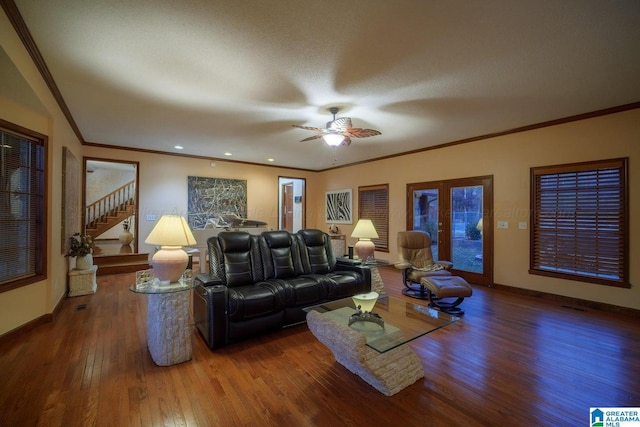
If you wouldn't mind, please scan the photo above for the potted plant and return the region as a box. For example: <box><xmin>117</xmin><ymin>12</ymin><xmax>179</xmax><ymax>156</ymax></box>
<box><xmin>65</xmin><ymin>232</ymin><xmax>95</xmax><ymax>270</ymax></box>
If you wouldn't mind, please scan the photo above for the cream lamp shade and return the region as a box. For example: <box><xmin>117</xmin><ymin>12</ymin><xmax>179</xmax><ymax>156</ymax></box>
<box><xmin>350</xmin><ymin>219</ymin><xmax>378</xmax><ymax>263</ymax></box>
<box><xmin>145</xmin><ymin>215</ymin><xmax>197</xmax><ymax>283</ymax></box>
<box><xmin>352</xmin><ymin>291</ymin><xmax>379</xmax><ymax>313</ymax></box>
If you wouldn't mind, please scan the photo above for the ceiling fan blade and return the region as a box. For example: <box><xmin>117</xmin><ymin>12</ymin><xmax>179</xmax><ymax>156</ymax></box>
<box><xmin>346</xmin><ymin>128</ymin><xmax>382</xmax><ymax>138</ymax></box>
<box><xmin>292</xmin><ymin>124</ymin><xmax>324</xmax><ymax>132</ymax></box>
<box><xmin>300</xmin><ymin>134</ymin><xmax>324</xmax><ymax>142</ymax></box>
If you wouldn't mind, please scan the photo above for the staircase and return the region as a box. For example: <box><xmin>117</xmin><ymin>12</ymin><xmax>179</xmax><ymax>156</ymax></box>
<box><xmin>85</xmin><ymin>181</ymin><xmax>136</xmax><ymax>237</ymax></box>
<box><xmin>86</xmin><ymin>181</ymin><xmax>149</xmax><ymax>275</ymax></box>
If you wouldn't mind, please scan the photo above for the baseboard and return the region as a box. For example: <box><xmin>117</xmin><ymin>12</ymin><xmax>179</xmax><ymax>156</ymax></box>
<box><xmin>492</xmin><ymin>282</ymin><xmax>640</xmax><ymax>317</ymax></box>
<box><xmin>0</xmin><ymin>291</ymin><xmax>67</xmax><ymax>344</ymax></box>
<box><xmin>0</xmin><ymin>314</ymin><xmax>49</xmax><ymax>345</ymax></box>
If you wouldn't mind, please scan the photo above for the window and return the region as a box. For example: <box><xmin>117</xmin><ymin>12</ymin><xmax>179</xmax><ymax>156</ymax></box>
<box><xmin>530</xmin><ymin>158</ymin><xmax>628</xmax><ymax>288</ymax></box>
<box><xmin>358</xmin><ymin>184</ymin><xmax>389</xmax><ymax>252</ymax></box>
<box><xmin>0</xmin><ymin>120</ymin><xmax>47</xmax><ymax>292</ymax></box>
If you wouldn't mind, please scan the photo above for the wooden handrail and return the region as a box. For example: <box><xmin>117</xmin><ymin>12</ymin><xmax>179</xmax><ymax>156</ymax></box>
<box><xmin>86</xmin><ymin>180</ymin><xmax>136</xmax><ymax>226</ymax></box>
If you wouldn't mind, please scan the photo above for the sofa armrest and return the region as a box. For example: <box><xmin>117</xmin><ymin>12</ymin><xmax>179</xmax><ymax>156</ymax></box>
<box><xmin>195</xmin><ymin>273</ymin><xmax>222</xmax><ymax>287</ymax></box>
<box><xmin>336</xmin><ymin>259</ymin><xmax>372</xmax><ymax>291</ymax></box>
<box><xmin>193</xmin><ymin>279</ymin><xmax>228</xmax><ymax>350</ymax></box>
<box><xmin>336</xmin><ymin>257</ymin><xmax>363</xmax><ymax>267</ymax></box>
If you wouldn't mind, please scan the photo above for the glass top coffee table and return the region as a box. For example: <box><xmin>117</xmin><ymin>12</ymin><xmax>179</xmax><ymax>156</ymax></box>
<box><xmin>304</xmin><ymin>294</ymin><xmax>460</xmax><ymax>395</ymax></box>
<box><xmin>304</xmin><ymin>294</ymin><xmax>459</xmax><ymax>353</ymax></box>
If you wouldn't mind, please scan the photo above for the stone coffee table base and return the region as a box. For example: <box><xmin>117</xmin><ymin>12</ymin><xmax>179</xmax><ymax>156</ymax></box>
<box><xmin>306</xmin><ymin>310</ymin><xmax>425</xmax><ymax>396</ymax></box>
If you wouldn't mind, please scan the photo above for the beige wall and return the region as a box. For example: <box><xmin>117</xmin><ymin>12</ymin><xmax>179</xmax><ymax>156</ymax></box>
<box><xmin>315</xmin><ymin>109</ymin><xmax>639</xmax><ymax>310</ymax></box>
<box><xmin>81</xmin><ymin>146</ymin><xmax>316</xmax><ymax>256</ymax></box>
<box><xmin>1</xmin><ymin>5</ymin><xmax>638</xmax><ymax>337</ymax></box>
<box><xmin>1</xmin><ymin>10</ymin><xmax>83</xmax><ymax>335</ymax></box>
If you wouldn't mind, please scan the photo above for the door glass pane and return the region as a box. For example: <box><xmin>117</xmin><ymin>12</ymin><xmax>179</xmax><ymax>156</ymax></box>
<box><xmin>413</xmin><ymin>189</ymin><xmax>439</xmax><ymax>260</ymax></box>
<box><xmin>450</xmin><ymin>186</ymin><xmax>483</xmax><ymax>273</ymax></box>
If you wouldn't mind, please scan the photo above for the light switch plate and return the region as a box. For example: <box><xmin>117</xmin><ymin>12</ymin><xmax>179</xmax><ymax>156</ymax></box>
<box><xmin>497</xmin><ymin>221</ymin><xmax>509</xmax><ymax>229</ymax></box>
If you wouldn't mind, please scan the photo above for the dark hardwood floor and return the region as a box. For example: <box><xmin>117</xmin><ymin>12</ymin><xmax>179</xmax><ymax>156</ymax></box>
<box><xmin>1</xmin><ymin>266</ymin><xmax>638</xmax><ymax>426</ymax></box>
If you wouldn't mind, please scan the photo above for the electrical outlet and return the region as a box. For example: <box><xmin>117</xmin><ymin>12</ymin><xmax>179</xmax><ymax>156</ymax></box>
<box><xmin>519</xmin><ymin>222</ymin><xmax>527</xmax><ymax>230</ymax></box>
<box><xmin>146</xmin><ymin>214</ymin><xmax>157</xmax><ymax>221</ymax></box>
<box><xmin>497</xmin><ymin>221</ymin><xmax>509</xmax><ymax>229</ymax></box>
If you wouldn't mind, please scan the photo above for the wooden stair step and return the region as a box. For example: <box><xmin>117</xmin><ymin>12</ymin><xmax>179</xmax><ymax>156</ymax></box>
<box><xmin>93</xmin><ymin>253</ymin><xmax>150</xmax><ymax>276</ymax></box>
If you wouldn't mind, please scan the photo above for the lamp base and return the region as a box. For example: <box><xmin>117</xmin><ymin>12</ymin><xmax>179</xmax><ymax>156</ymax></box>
<box><xmin>151</xmin><ymin>246</ymin><xmax>188</xmax><ymax>283</ymax></box>
<box><xmin>354</xmin><ymin>239</ymin><xmax>375</xmax><ymax>264</ymax></box>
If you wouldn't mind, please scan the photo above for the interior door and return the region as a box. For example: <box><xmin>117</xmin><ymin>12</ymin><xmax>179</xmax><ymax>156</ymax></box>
<box><xmin>282</xmin><ymin>182</ymin><xmax>294</xmax><ymax>232</ymax></box>
<box><xmin>278</xmin><ymin>177</ymin><xmax>305</xmax><ymax>232</ymax></box>
<box><xmin>407</xmin><ymin>176</ymin><xmax>493</xmax><ymax>286</ymax></box>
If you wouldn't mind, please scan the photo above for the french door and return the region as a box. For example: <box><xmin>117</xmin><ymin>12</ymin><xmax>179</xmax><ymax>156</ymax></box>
<box><xmin>407</xmin><ymin>176</ymin><xmax>493</xmax><ymax>286</ymax></box>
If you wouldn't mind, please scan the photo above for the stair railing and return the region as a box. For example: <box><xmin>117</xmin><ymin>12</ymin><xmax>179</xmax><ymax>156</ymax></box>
<box><xmin>86</xmin><ymin>180</ymin><xmax>136</xmax><ymax>227</ymax></box>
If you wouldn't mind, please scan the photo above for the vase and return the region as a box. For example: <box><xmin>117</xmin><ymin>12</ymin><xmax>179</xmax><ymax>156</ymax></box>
<box><xmin>76</xmin><ymin>254</ymin><xmax>93</xmax><ymax>270</ymax></box>
<box><xmin>119</xmin><ymin>230</ymin><xmax>134</xmax><ymax>245</ymax></box>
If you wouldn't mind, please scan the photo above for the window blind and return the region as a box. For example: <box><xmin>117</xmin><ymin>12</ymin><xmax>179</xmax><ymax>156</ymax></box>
<box><xmin>358</xmin><ymin>184</ymin><xmax>389</xmax><ymax>251</ymax></box>
<box><xmin>531</xmin><ymin>158</ymin><xmax>628</xmax><ymax>287</ymax></box>
<box><xmin>0</xmin><ymin>125</ymin><xmax>46</xmax><ymax>291</ymax></box>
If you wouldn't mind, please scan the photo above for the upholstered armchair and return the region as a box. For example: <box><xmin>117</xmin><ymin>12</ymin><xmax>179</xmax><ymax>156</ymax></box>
<box><xmin>395</xmin><ymin>230</ymin><xmax>473</xmax><ymax>314</ymax></box>
<box><xmin>394</xmin><ymin>230</ymin><xmax>453</xmax><ymax>299</ymax></box>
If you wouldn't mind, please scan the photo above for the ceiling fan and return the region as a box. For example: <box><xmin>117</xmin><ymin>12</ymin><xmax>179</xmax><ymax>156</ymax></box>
<box><xmin>292</xmin><ymin>107</ymin><xmax>381</xmax><ymax>147</ymax></box>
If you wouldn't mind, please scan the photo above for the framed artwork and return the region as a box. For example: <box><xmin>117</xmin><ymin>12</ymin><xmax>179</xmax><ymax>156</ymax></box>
<box><xmin>61</xmin><ymin>147</ymin><xmax>80</xmax><ymax>253</ymax></box>
<box><xmin>187</xmin><ymin>176</ymin><xmax>247</xmax><ymax>229</ymax></box>
<box><xmin>325</xmin><ymin>189</ymin><xmax>352</xmax><ymax>224</ymax></box>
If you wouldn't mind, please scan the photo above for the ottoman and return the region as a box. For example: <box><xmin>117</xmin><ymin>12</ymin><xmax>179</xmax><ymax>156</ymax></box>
<box><xmin>420</xmin><ymin>275</ymin><xmax>472</xmax><ymax>315</ymax></box>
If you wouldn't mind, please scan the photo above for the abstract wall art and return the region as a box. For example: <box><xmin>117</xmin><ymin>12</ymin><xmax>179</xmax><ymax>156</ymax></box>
<box><xmin>187</xmin><ymin>176</ymin><xmax>247</xmax><ymax>229</ymax></box>
<box><xmin>325</xmin><ymin>189</ymin><xmax>352</xmax><ymax>224</ymax></box>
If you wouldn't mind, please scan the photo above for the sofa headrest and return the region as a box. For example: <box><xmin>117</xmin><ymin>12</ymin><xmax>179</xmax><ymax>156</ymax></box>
<box><xmin>297</xmin><ymin>229</ymin><xmax>324</xmax><ymax>246</ymax></box>
<box><xmin>262</xmin><ymin>230</ymin><xmax>292</xmax><ymax>248</ymax></box>
<box><xmin>219</xmin><ymin>231</ymin><xmax>252</xmax><ymax>252</ymax></box>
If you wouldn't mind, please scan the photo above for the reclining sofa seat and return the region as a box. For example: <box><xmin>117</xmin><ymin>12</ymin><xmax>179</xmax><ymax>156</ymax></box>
<box><xmin>194</xmin><ymin>229</ymin><xmax>371</xmax><ymax>349</ymax></box>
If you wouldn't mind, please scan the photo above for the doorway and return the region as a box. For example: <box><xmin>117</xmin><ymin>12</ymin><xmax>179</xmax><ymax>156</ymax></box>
<box><xmin>407</xmin><ymin>175</ymin><xmax>493</xmax><ymax>286</ymax></box>
<box><xmin>278</xmin><ymin>177</ymin><xmax>305</xmax><ymax>232</ymax></box>
<box><xmin>83</xmin><ymin>158</ymin><xmax>139</xmax><ymax>254</ymax></box>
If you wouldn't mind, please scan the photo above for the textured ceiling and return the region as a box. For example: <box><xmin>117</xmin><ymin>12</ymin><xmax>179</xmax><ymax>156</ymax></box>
<box><xmin>9</xmin><ymin>0</ymin><xmax>640</xmax><ymax>170</ymax></box>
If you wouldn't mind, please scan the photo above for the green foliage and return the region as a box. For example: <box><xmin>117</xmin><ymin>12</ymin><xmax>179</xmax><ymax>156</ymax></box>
<box><xmin>466</xmin><ymin>222</ymin><xmax>482</xmax><ymax>240</ymax></box>
<box><xmin>65</xmin><ymin>233</ymin><xmax>94</xmax><ymax>257</ymax></box>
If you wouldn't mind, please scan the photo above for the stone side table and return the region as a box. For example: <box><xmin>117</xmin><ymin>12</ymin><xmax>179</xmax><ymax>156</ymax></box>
<box><xmin>130</xmin><ymin>280</ymin><xmax>197</xmax><ymax>366</ymax></box>
<box><xmin>68</xmin><ymin>265</ymin><xmax>98</xmax><ymax>297</ymax></box>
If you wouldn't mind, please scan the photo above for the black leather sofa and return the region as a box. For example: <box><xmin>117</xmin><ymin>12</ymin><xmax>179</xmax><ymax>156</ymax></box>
<box><xmin>193</xmin><ymin>229</ymin><xmax>372</xmax><ymax>349</ymax></box>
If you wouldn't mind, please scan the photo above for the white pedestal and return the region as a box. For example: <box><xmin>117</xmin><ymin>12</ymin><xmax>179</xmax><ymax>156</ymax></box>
<box><xmin>68</xmin><ymin>265</ymin><xmax>98</xmax><ymax>297</ymax></box>
<box><xmin>146</xmin><ymin>291</ymin><xmax>192</xmax><ymax>366</ymax></box>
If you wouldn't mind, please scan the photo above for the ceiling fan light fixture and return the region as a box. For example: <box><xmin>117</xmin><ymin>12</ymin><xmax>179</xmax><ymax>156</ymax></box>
<box><xmin>292</xmin><ymin>106</ymin><xmax>380</xmax><ymax>147</ymax></box>
<box><xmin>323</xmin><ymin>133</ymin><xmax>345</xmax><ymax>146</ymax></box>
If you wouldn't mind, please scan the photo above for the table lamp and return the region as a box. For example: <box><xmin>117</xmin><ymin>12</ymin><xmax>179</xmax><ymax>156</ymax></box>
<box><xmin>352</xmin><ymin>291</ymin><xmax>379</xmax><ymax>313</ymax></box>
<box><xmin>145</xmin><ymin>215</ymin><xmax>197</xmax><ymax>283</ymax></box>
<box><xmin>350</xmin><ymin>219</ymin><xmax>378</xmax><ymax>264</ymax></box>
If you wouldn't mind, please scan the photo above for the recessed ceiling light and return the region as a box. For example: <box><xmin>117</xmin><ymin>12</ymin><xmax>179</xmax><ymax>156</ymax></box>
<box><xmin>267</xmin><ymin>158</ymin><xmax>275</xmax><ymax>162</ymax></box>
<box><xmin>224</xmin><ymin>152</ymin><xmax>232</xmax><ymax>156</ymax></box>
<box><xmin>174</xmin><ymin>145</ymin><xmax>184</xmax><ymax>150</ymax></box>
